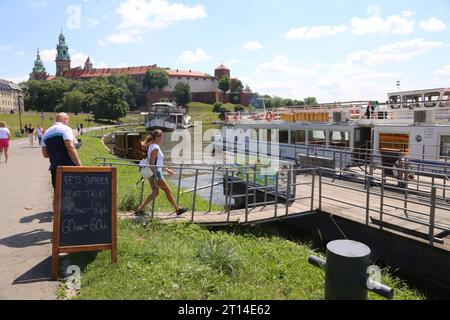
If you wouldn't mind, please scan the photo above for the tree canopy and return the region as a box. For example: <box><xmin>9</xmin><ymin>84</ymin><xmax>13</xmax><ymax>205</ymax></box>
<box><xmin>143</xmin><ymin>68</ymin><xmax>169</xmax><ymax>92</ymax></box>
<box><xmin>173</xmin><ymin>82</ymin><xmax>192</xmax><ymax>106</ymax></box>
<box><xmin>218</xmin><ymin>76</ymin><xmax>231</xmax><ymax>94</ymax></box>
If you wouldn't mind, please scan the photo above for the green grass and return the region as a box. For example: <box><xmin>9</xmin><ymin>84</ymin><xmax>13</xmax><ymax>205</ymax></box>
<box><xmin>67</xmin><ymin>219</ymin><xmax>423</xmax><ymax>300</ymax></box>
<box><xmin>78</xmin><ymin>129</ymin><xmax>221</xmax><ymax>213</ymax></box>
<box><xmin>0</xmin><ymin>112</ymin><xmax>142</xmax><ymax>140</ymax></box>
<box><xmin>64</xmin><ymin>127</ymin><xmax>424</xmax><ymax>300</ymax></box>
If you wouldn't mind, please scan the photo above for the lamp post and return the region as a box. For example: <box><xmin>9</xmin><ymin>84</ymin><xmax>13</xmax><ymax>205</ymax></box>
<box><xmin>17</xmin><ymin>94</ymin><xmax>23</xmax><ymax>135</ymax></box>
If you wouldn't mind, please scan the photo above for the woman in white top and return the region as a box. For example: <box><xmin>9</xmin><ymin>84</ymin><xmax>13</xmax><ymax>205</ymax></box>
<box><xmin>135</xmin><ymin>129</ymin><xmax>188</xmax><ymax>216</ymax></box>
<box><xmin>0</xmin><ymin>121</ymin><xmax>11</xmax><ymax>163</ymax></box>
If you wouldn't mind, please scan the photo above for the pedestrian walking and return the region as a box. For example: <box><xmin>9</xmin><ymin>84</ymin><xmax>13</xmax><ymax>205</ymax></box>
<box><xmin>135</xmin><ymin>129</ymin><xmax>188</xmax><ymax>216</ymax></box>
<box><xmin>76</xmin><ymin>123</ymin><xmax>81</xmax><ymax>135</ymax></box>
<box><xmin>36</xmin><ymin>126</ymin><xmax>45</xmax><ymax>146</ymax></box>
<box><xmin>27</xmin><ymin>124</ymin><xmax>35</xmax><ymax>148</ymax></box>
<box><xmin>41</xmin><ymin>113</ymin><xmax>82</xmax><ymax>214</ymax></box>
<box><xmin>0</xmin><ymin>121</ymin><xmax>11</xmax><ymax>163</ymax></box>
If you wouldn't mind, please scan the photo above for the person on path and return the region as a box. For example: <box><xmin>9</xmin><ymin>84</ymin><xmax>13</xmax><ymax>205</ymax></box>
<box><xmin>76</xmin><ymin>123</ymin><xmax>81</xmax><ymax>135</ymax></box>
<box><xmin>27</xmin><ymin>124</ymin><xmax>35</xmax><ymax>148</ymax></box>
<box><xmin>41</xmin><ymin>113</ymin><xmax>82</xmax><ymax>214</ymax></box>
<box><xmin>135</xmin><ymin>130</ymin><xmax>188</xmax><ymax>216</ymax></box>
<box><xmin>0</xmin><ymin>121</ymin><xmax>11</xmax><ymax>163</ymax></box>
<box><xmin>36</xmin><ymin>126</ymin><xmax>45</xmax><ymax>146</ymax></box>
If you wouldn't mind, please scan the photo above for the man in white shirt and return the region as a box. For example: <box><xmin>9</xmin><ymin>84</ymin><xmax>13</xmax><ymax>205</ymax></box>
<box><xmin>41</xmin><ymin>113</ymin><xmax>82</xmax><ymax>213</ymax></box>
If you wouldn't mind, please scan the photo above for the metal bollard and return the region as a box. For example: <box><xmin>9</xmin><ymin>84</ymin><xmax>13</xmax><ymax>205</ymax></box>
<box><xmin>308</xmin><ymin>240</ymin><xmax>394</xmax><ymax>300</ymax></box>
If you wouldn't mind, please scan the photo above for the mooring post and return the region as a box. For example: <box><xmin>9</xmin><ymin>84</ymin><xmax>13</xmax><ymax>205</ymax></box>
<box><xmin>208</xmin><ymin>166</ymin><xmax>215</xmax><ymax>213</ymax></box>
<box><xmin>308</xmin><ymin>240</ymin><xmax>394</xmax><ymax>300</ymax></box>
<box><xmin>192</xmin><ymin>169</ymin><xmax>199</xmax><ymax>223</ymax></box>
<box><xmin>176</xmin><ymin>164</ymin><xmax>183</xmax><ymax>205</ymax></box>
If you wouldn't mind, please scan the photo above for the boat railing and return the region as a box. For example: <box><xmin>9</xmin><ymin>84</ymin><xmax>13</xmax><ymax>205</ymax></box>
<box><xmin>226</xmin><ymin>99</ymin><xmax>450</xmax><ymax>124</ymax></box>
<box><xmin>95</xmin><ymin>158</ymin><xmax>449</xmax><ymax>246</ymax></box>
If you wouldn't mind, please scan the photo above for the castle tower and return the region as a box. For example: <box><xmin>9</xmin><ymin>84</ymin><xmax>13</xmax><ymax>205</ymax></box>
<box><xmin>215</xmin><ymin>64</ymin><xmax>230</xmax><ymax>79</ymax></box>
<box><xmin>29</xmin><ymin>49</ymin><xmax>48</xmax><ymax>80</ymax></box>
<box><xmin>55</xmin><ymin>30</ymin><xmax>71</xmax><ymax>77</ymax></box>
<box><xmin>84</xmin><ymin>57</ymin><xmax>93</xmax><ymax>70</ymax></box>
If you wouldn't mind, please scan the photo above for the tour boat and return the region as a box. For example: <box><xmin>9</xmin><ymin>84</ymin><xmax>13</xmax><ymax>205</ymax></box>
<box><xmin>214</xmin><ymin>88</ymin><xmax>450</xmax><ymax>170</ymax></box>
<box><xmin>143</xmin><ymin>102</ymin><xmax>192</xmax><ymax>132</ymax></box>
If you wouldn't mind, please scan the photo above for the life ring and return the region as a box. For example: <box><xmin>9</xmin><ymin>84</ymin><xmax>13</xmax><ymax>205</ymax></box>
<box><xmin>266</xmin><ymin>112</ymin><xmax>274</xmax><ymax>122</ymax></box>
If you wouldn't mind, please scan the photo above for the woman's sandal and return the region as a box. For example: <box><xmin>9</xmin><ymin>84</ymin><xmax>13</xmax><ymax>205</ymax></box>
<box><xmin>134</xmin><ymin>209</ymin><xmax>146</xmax><ymax>216</ymax></box>
<box><xmin>176</xmin><ymin>207</ymin><xmax>189</xmax><ymax>216</ymax></box>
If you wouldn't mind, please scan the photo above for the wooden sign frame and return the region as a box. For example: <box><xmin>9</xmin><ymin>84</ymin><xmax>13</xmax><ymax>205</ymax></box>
<box><xmin>51</xmin><ymin>166</ymin><xmax>117</xmax><ymax>280</ymax></box>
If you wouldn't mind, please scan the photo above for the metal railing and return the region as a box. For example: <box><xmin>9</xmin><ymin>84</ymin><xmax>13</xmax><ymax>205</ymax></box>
<box><xmin>95</xmin><ymin>156</ymin><xmax>450</xmax><ymax>247</ymax></box>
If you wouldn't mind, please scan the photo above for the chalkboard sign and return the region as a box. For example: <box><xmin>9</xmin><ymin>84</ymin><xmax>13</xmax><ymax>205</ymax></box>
<box><xmin>51</xmin><ymin>167</ymin><xmax>117</xmax><ymax>280</ymax></box>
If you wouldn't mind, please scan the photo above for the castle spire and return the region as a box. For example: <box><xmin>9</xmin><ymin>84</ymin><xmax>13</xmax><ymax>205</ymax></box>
<box><xmin>56</xmin><ymin>29</ymin><xmax>71</xmax><ymax>77</ymax></box>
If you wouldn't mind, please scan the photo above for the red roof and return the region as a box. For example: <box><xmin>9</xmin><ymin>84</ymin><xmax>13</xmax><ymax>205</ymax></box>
<box><xmin>63</xmin><ymin>65</ymin><xmax>216</xmax><ymax>80</ymax></box>
<box><xmin>63</xmin><ymin>65</ymin><xmax>158</xmax><ymax>79</ymax></box>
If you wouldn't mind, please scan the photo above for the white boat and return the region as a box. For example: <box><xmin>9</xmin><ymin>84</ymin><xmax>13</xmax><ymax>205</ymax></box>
<box><xmin>214</xmin><ymin>88</ymin><xmax>450</xmax><ymax>169</ymax></box>
<box><xmin>143</xmin><ymin>102</ymin><xmax>192</xmax><ymax>132</ymax></box>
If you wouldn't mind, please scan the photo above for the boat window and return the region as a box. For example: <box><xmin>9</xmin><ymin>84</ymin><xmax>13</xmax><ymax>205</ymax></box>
<box><xmin>403</xmin><ymin>95</ymin><xmax>422</xmax><ymax>109</ymax></box>
<box><xmin>279</xmin><ymin>130</ymin><xmax>289</xmax><ymax>144</ymax></box>
<box><xmin>441</xmin><ymin>92</ymin><xmax>450</xmax><ymax>108</ymax></box>
<box><xmin>440</xmin><ymin>136</ymin><xmax>450</xmax><ymax>159</ymax></box>
<box><xmin>379</xmin><ymin>133</ymin><xmax>409</xmax><ymax>154</ymax></box>
<box><xmin>424</xmin><ymin>92</ymin><xmax>440</xmax><ymax>107</ymax></box>
<box><xmin>329</xmin><ymin>131</ymin><xmax>350</xmax><ymax>148</ymax></box>
<box><xmin>389</xmin><ymin>95</ymin><xmax>401</xmax><ymax>109</ymax></box>
<box><xmin>293</xmin><ymin>130</ymin><xmax>306</xmax><ymax>144</ymax></box>
<box><xmin>308</xmin><ymin>130</ymin><xmax>327</xmax><ymax>146</ymax></box>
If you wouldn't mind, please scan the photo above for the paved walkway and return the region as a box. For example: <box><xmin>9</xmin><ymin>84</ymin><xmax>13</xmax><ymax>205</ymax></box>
<box><xmin>0</xmin><ymin>138</ymin><xmax>56</xmax><ymax>299</ymax></box>
<box><xmin>0</xmin><ymin>127</ymin><xmax>109</xmax><ymax>300</ymax></box>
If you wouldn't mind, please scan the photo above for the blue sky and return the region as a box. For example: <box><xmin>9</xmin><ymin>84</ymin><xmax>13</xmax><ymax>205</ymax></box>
<box><xmin>1</xmin><ymin>0</ymin><xmax>449</xmax><ymax>101</ymax></box>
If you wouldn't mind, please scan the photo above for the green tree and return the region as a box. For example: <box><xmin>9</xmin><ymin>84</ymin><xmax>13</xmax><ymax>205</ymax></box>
<box><xmin>60</xmin><ymin>90</ymin><xmax>85</xmax><ymax>114</ymax></box>
<box><xmin>173</xmin><ymin>82</ymin><xmax>192</xmax><ymax>106</ymax></box>
<box><xmin>108</xmin><ymin>75</ymin><xmax>141</xmax><ymax>110</ymax></box>
<box><xmin>84</xmin><ymin>83</ymin><xmax>129</xmax><ymax>121</ymax></box>
<box><xmin>218</xmin><ymin>106</ymin><xmax>231</xmax><ymax>120</ymax></box>
<box><xmin>143</xmin><ymin>68</ymin><xmax>169</xmax><ymax>92</ymax></box>
<box><xmin>304</xmin><ymin>97</ymin><xmax>318</xmax><ymax>106</ymax></box>
<box><xmin>213</xmin><ymin>102</ymin><xmax>223</xmax><ymax>113</ymax></box>
<box><xmin>218</xmin><ymin>76</ymin><xmax>231</xmax><ymax>95</ymax></box>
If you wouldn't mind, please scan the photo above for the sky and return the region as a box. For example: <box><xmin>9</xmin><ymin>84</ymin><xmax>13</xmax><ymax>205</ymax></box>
<box><xmin>0</xmin><ymin>0</ymin><xmax>449</xmax><ymax>102</ymax></box>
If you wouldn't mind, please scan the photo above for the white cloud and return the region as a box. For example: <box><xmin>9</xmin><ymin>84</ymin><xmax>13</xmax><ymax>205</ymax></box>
<box><xmin>40</xmin><ymin>49</ymin><xmax>57</xmax><ymax>62</ymax></box>
<box><xmin>256</xmin><ymin>54</ymin><xmax>319</xmax><ymax>77</ymax></box>
<box><xmin>71</xmin><ymin>52</ymin><xmax>90</xmax><ymax>68</ymax></box>
<box><xmin>420</xmin><ymin>17</ymin><xmax>446</xmax><ymax>32</ymax></box>
<box><xmin>243</xmin><ymin>41</ymin><xmax>263</xmax><ymax>50</ymax></box>
<box><xmin>105</xmin><ymin>32</ymin><xmax>142</xmax><ymax>45</ymax></box>
<box><xmin>116</xmin><ymin>0</ymin><xmax>207</xmax><ymax>30</ymax></box>
<box><xmin>116</xmin><ymin>63</ymin><xmax>128</xmax><ymax>68</ymax></box>
<box><xmin>286</xmin><ymin>25</ymin><xmax>347</xmax><ymax>39</ymax></box>
<box><xmin>351</xmin><ymin>5</ymin><xmax>415</xmax><ymax>35</ymax></box>
<box><xmin>178</xmin><ymin>48</ymin><xmax>213</xmax><ymax>64</ymax></box>
<box><xmin>346</xmin><ymin>38</ymin><xmax>443</xmax><ymax>65</ymax></box>
<box><xmin>436</xmin><ymin>65</ymin><xmax>450</xmax><ymax>77</ymax></box>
